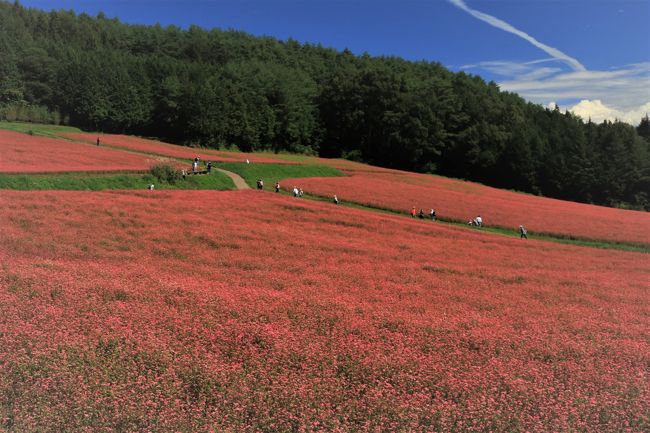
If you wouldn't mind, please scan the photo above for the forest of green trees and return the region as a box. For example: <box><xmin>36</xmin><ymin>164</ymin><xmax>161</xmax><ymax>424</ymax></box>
<box><xmin>1</xmin><ymin>1</ymin><xmax>649</xmax><ymax>209</ymax></box>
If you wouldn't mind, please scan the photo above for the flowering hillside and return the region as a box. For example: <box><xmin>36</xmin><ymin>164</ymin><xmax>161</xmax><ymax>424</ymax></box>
<box><xmin>287</xmin><ymin>171</ymin><xmax>650</xmax><ymax>245</ymax></box>
<box><xmin>65</xmin><ymin>133</ymin><xmax>298</xmax><ymax>164</ymax></box>
<box><xmin>64</xmin><ymin>132</ymin><xmax>405</xmax><ymax>172</ymax></box>
<box><xmin>1</xmin><ymin>190</ymin><xmax>647</xmax><ymax>432</ymax></box>
<box><xmin>0</xmin><ymin>130</ymin><xmax>155</xmax><ymax>173</ymax></box>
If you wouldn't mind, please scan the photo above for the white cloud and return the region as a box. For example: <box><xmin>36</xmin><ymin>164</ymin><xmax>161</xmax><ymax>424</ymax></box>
<box><xmin>518</xmin><ymin>66</ymin><xmax>563</xmax><ymax>81</ymax></box>
<box><xmin>448</xmin><ymin>0</ymin><xmax>586</xmax><ymax>71</ymax></box>
<box><xmin>568</xmin><ymin>100</ymin><xmax>650</xmax><ymax>124</ymax></box>
<box><xmin>462</xmin><ymin>61</ymin><xmax>650</xmax><ymax>124</ymax></box>
<box><xmin>499</xmin><ymin>62</ymin><xmax>650</xmax><ymax>114</ymax></box>
<box><xmin>451</xmin><ymin>2</ymin><xmax>650</xmax><ymax>124</ymax></box>
<box><xmin>461</xmin><ymin>59</ymin><xmax>560</xmax><ymax>79</ymax></box>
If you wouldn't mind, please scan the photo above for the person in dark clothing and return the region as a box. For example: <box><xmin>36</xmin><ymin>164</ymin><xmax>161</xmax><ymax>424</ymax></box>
<box><xmin>418</xmin><ymin>209</ymin><xmax>425</xmax><ymax>219</ymax></box>
<box><xmin>429</xmin><ymin>209</ymin><xmax>436</xmax><ymax>221</ymax></box>
<box><xmin>275</xmin><ymin>182</ymin><xmax>280</xmax><ymax>193</ymax></box>
<box><xmin>206</xmin><ymin>161</ymin><xmax>212</xmax><ymax>173</ymax></box>
<box><xmin>96</xmin><ymin>137</ymin><xmax>100</xmax><ymax>146</ymax></box>
<box><xmin>519</xmin><ymin>225</ymin><xmax>528</xmax><ymax>239</ymax></box>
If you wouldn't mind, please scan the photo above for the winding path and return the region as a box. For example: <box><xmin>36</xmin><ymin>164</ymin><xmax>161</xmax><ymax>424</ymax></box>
<box><xmin>215</xmin><ymin>167</ymin><xmax>250</xmax><ymax>190</ymax></box>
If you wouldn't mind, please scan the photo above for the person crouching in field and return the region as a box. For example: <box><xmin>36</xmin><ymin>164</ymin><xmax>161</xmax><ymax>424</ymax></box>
<box><xmin>519</xmin><ymin>225</ymin><xmax>528</xmax><ymax>239</ymax></box>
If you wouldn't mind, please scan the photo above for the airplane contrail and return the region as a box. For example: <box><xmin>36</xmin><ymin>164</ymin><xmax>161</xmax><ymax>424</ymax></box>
<box><xmin>448</xmin><ymin>0</ymin><xmax>586</xmax><ymax>72</ymax></box>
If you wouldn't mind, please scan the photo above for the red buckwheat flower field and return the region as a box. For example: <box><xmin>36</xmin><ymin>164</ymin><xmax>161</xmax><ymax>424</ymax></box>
<box><xmin>1</xmin><ymin>189</ymin><xmax>647</xmax><ymax>432</ymax></box>
<box><xmin>65</xmin><ymin>133</ymin><xmax>298</xmax><ymax>164</ymax></box>
<box><xmin>0</xmin><ymin>130</ymin><xmax>155</xmax><ymax>173</ymax></box>
<box><xmin>286</xmin><ymin>171</ymin><xmax>650</xmax><ymax>245</ymax></box>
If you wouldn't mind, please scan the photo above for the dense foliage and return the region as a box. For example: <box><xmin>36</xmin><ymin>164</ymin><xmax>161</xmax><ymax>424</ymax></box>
<box><xmin>1</xmin><ymin>1</ymin><xmax>649</xmax><ymax>209</ymax></box>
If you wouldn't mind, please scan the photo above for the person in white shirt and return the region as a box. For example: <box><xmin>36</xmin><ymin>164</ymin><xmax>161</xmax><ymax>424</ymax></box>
<box><xmin>519</xmin><ymin>225</ymin><xmax>528</xmax><ymax>239</ymax></box>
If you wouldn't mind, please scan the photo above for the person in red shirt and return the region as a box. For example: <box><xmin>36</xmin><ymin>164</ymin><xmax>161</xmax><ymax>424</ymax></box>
<box><xmin>410</xmin><ymin>206</ymin><xmax>417</xmax><ymax>218</ymax></box>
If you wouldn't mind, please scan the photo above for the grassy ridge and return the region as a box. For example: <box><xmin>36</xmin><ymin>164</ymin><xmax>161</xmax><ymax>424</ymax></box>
<box><xmin>216</xmin><ymin>162</ymin><xmax>345</xmax><ymax>190</ymax></box>
<box><xmin>0</xmin><ymin>172</ymin><xmax>235</xmax><ymax>191</ymax></box>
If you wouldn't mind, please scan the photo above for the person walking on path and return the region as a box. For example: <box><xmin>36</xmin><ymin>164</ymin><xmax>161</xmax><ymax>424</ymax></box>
<box><xmin>96</xmin><ymin>137</ymin><xmax>100</xmax><ymax>146</ymax></box>
<box><xmin>192</xmin><ymin>160</ymin><xmax>198</xmax><ymax>174</ymax></box>
<box><xmin>206</xmin><ymin>161</ymin><xmax>212</xmax><ymax>174</ymax></box>
<box><xmin>333</xmin><ymin>195</ymin><xmax>339</xmax><ymax>204</ymax></box>
<box><xmin>429</xmin><ymin>209</ymin><xmax>436</xmax><ymax>221</ymax></box>
<box><xmin>418</xmin><ymin>209</ymin><xmax>425</xmax><ymax>219</ymax></box>
<box><xmin>519</xmin><ymin>225</ymin><xmax>528</xmax><ymax>239</ymax></box>
<box><xmin>293</xmin><ymin>186</ymin><xmax>299</xmax><ymax>197</ymax></box>
<box><xmin>275</xmin><ymin>182</ymin><xmax>280</xmax><ymax>193</ymax></box>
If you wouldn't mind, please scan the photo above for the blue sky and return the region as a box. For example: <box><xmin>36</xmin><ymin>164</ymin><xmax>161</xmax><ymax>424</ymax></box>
<box><xmin>18</xmin><ymin>0</ymin><xmax>650</xmax><ymax>123</ymax></box>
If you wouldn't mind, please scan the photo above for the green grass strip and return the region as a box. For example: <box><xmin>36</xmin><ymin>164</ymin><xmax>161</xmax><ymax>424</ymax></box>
<box><xmin>0</xmin><ymin>171</ymin><xmax>235</xmax><ymax>191</ymax></box>
<box><xmin>215</xmin><ymin>162</ymin><xmax>345</xmax><ymax>191</ymax></box>
<box><xmin>0</xmin><ymin>121</ymin><xmax>82</xmax><ymax>138</ymax></box>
